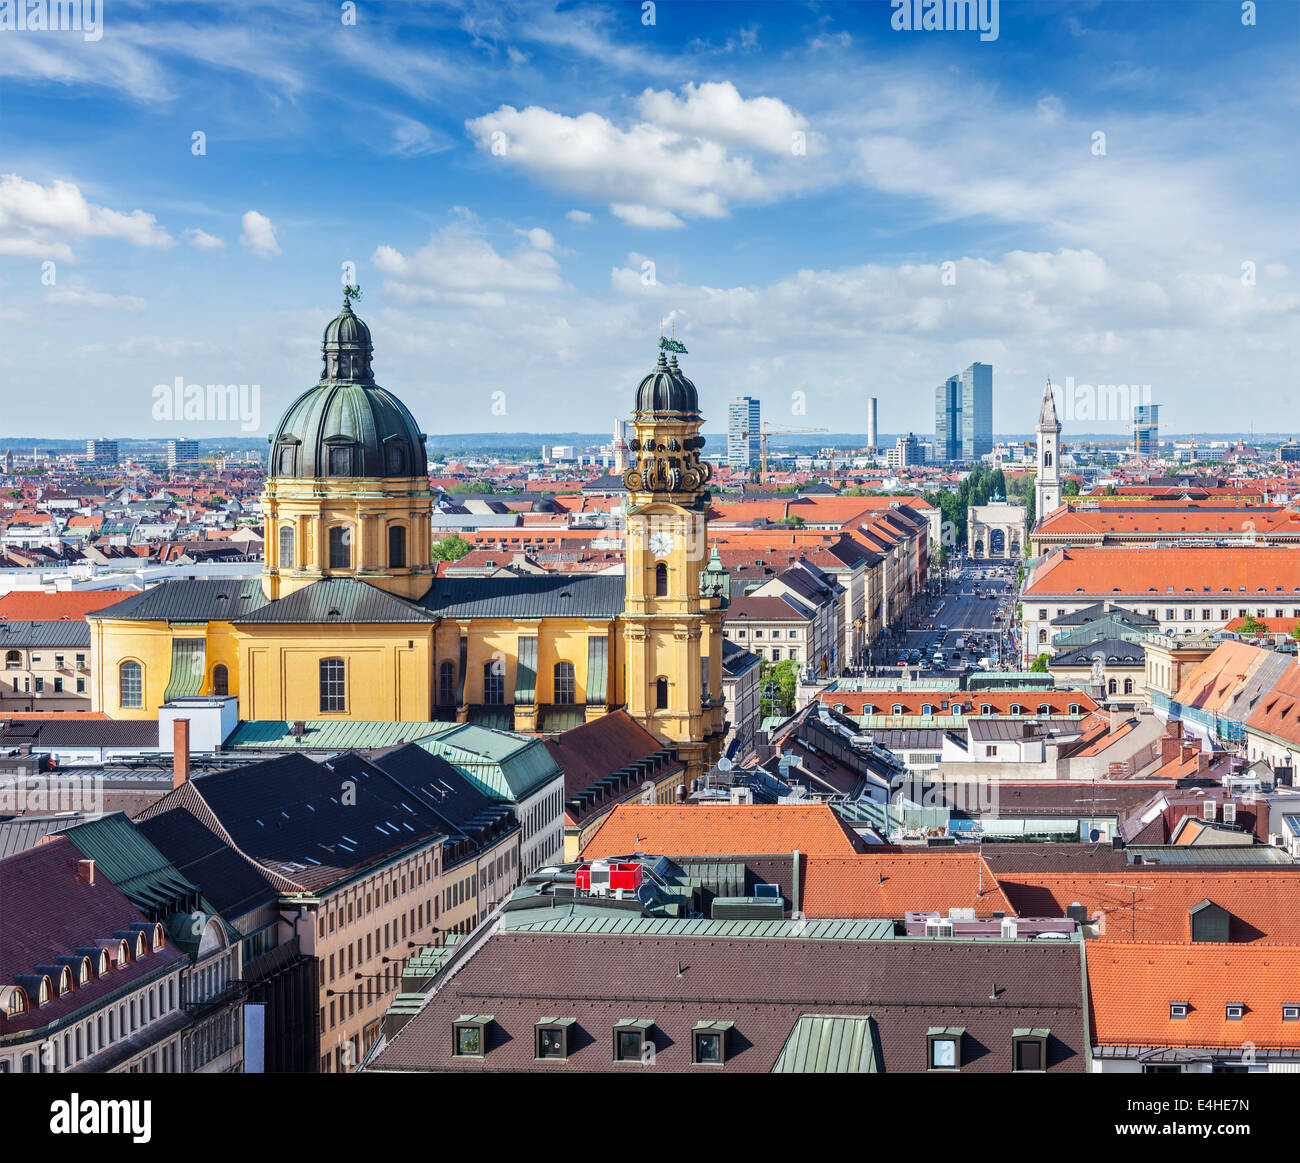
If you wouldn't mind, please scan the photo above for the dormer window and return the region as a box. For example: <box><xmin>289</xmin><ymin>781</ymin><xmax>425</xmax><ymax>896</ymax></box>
<box><xmin>152</xmin><ymin>923</ymin><xmax>164</xmax><ymax>951</ymax></box>
<box><xmin>57</xmin><ymin>967</ymin><xmax>72</xmax><ymax>997</ymax></box>
<box><xmin>453</xmin><ymin>1015</ymin><xmax>492</xmax><ymax>1057</ymax></box>
<box><xmin>1283</xmin><ymin>1005</ymin><xmax>1299</xmax><ymax>1022</ymax></box>
<box><xmin>927</xmin><ymin>1027</ymin><xmax>963</xmax><ymax>1071</ymax></box>
<box><xmin>135</xmin><ymin>934</ymin><xmax>146</xmax><ymax>959</ymax></box>
<box><xmin>1170</xmin><ymin>1001</ymin><xmax>1189</xmax><ymax>1019</ymax></box>
<box><xmin>1225</xmin><ymin>1003</ymin><xmax>1245</xmax><ymax>1021</ymax></box>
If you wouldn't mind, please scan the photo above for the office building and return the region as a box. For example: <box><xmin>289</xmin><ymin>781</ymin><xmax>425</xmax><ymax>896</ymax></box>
<box><xmin>727</xmin><ymin>397</ymin><xmax>761</xmax><ymax>471</ymax></box>
<box><xmin>85</xmin><ymin>439</ymin><xmax>119</xmax><ymax>466</ymax></box>
<box><xmin>1134</xmin><ymin>403</ymin><xmax>1159</xmax><ymax>458</ymax></box>
<box><xmin>166</xmin><ymin>439</ymin><xmax>200</xmax><ymax>471</ymax></box>
<box><xmin>934</xmin><ymin>362</ymin><xmax>993</xmax><ymax>463</ymax></box>
<box><xmin>887</xmin><ymin>433</ymin><xmax>921</xmax><ymax>469</ymax></box>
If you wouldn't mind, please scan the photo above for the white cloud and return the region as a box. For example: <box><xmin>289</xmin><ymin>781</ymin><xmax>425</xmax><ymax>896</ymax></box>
<box><xmin>371</xmin><ymin>223</ymin><xmax>565</xmax><ymax>307</ymax></box>
<box><xmin>633</xmin><ymin>81</ymin><xmax>807</xmax><ymax>155</ymax></box>
<box><xmin>565</xmin><ymin>209</ymin><xmax>595</xmax><ymax>225</ymax></box>
<box><xmin>186</xmin><ymin>228</ymin><xmax>225</xmax><ymax>250</ymax></box>
<box><xmin>240</xmin><ymin>210</ymin><xmax>280</xmax><ymax>256</ymax></box>
<box><xmin>44</xmin><ymin>287</ymin><xmax>146</xmax><ymax>312</ymax></box>
<box><xmin>610</xmin><ymin>204</ymin><xmax>685</xmax><ymax>230</ymax></box>
<box><xmin>0</xmin><ymin>174</ymin><xmax>173</xmax><ymax>260</ymax></box>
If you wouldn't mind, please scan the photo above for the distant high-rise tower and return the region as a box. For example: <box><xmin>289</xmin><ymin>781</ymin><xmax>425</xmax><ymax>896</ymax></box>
<box><xmin>866</xmin><ymin>396</ymin><xmax>878</xmax><ymax>452</ymax></box>
<box><xmin>934</xmin><ymin>363</ymin><xmax>993</xmax><ymax>462</ymax></box>
<box><xmin>167</xmin><ymin>439</ymin><xmax>200</xmax><ymax>471</ymax></box>
<box><xmin>1134</xmin><ymin>403</ymin><xmax>1159</xmax><ymax>458</ymax></box>
<box><xmin>727</xmin><ymin>397</ymin><xmax>761</xmax><ymax>471</ymax></box>
<box><xmin>86</xmin><ymin>439</ymin><xmax>119</xmax><ymax>467</ymax></box>
<box><xmin>1035</xmin><ymin>380</ymin><xmax>1062</xmax><ymax>521</ymax></box>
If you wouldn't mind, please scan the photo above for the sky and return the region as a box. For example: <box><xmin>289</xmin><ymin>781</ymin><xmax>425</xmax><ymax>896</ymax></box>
<box><xmin>1</xmin><ymin>0</ymin><xmax>1297</xmax><ymax>443</ymax></box>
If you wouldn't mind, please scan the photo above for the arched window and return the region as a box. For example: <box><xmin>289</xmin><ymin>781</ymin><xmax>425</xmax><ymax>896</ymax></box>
<box><xmin>1010</xmin><ymin>704</ymin><xmax>1024</xmax><ymax>715</ymax></box>
<box><xmin>58</xmin><ymin>968</ymin><xmax>71</xmax><ymax>997</ymax></box>
<box><xmin>1037</xmin><ymin>704</ymin><xmax>1050</xmax><ymax>715</ymax></box>
<box><xmin>655</xmin><ymin>562</ymin><xmax>668</xmax><ymax>597</ymax></box>
<box><xmin>77</xmin><ymin>957</ymin><xmax>90</xmax><ymax>985</ymax></box>
<box><xmin>438</xmin><ymin>661</ymin><xmax>456</xmax><ymax>706</ymax></box>
<box><xmin>319</xmin><ymin>658</ymin><xmax>346</xmax><ymax>713</ymax></box>
<box><xmin>38</xmin><ymin>977</ymin><xmax>51</xmax><ymax>1006</ymax></box>
<box><xmin>921</xmin><ymin>703</ymin><xmax>934</xmax><ymax>716</ymax></box>
<box><xmin>96</xmin><ymin>951</ymin><xmax>108</xmax><ymax>977</ymax></box>
<box><xmin>388</xmin><ymin>525</ymin><xmax>406</xmax><ymax>569</ymax></box>
<box><xmin>980</xmin><ymin>704</ymin><xmax>993</xmax><ymax>715</ymax></box>
<box><xmin>1123</xmin><ymin>678</ymin><xmax>1134</xmax><ymax>695</ymax></box>
<box><xmin>119</xmin><ymin>661</ymin><xmax>143</xmax><ymax>708</ymax></box>
<box><xmin>211</xmin><ymin>664</ymin><xmax>229</xmax><ymax>696</ymax></box>
<box><xmin>553</xmin><ymin>661</ymin><xmax>576</xmax><ymax>705</ymax></box>
<box><xmin>655</xmin><ymin>676</ymin><xmax>669</xmax><ymax>709</ymax></box>
<box><xmin>1044</xmin><ymin>451</ymin><xmax>1053</xmax><ymax>468</ymax></box>
<box><xmin>4</xmin><ymin>649</ymin><xmax>19</xmax><ymax>668</ymax></box>
<box><xmin>329</xmin><ymin>525</ymin><xmax>352</xmax><ymax>569</ymax></box>
<box><xmin>1107</xmin><ymin>678</ymin><xmax>1118</xmax><ymax>695</ymax></box>
<box><xmin>7</xmin><ymin>987</ymin><xmax>26</xmax><ymax>1016</ymax></box>
<box><xmin>279</xmin><ymin>524</ymin><xmax>295</xmax><ymax>569</ymax></box>
<box><xmin>483</xmin><ymin>660</ymin><xmax>505</xmax><ymax>705</ymax></box>
<box><xmin>892</xmin><ymin>703</ymin><xmax>904</xmax><ymax>715</ymax></box>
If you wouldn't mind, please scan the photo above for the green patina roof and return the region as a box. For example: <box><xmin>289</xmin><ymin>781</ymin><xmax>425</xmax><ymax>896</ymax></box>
<box><xmin>773</xmin><ymin>1015</ymin><xmax>880</xmax><ymax>1073</ymax></box>
<box><xmin>226</xmin><ymin>719</ymin><xmax>452</xmax><ymax>750</ymax></box>
<box><xmin>413</xmin><ymin>724</ymin><xmax>562</xmax><ymax>803</ymax></box>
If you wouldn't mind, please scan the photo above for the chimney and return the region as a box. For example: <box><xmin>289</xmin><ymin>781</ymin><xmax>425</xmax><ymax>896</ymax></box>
<box><xmin>1161</xmin><ymin>736</ymin><xmax>1181</xmax><ymax>764</ymax></box>
<box><xmin>1181</xmin><ymin>743</ymin><xmax>1199</xmax><ymax>766</ymax></box>
<box><xmin>173</xmin><ymin>717</ymin><xmax>190</xmax><ymax>788</ymax></box>
<box><xmin>76</xmin><ymin>858</ymin><xmax>95</xmax><ymax>885</ymax></box>
<box><xmin>1196</xmin><ymin>751</ymin><xmax>1211</xmax><ymax>775</ymax></box>
<box><xmin>1109</xmin><ymin>707</ymin><xmax>1122</xmax><ymax>733</ymax></box>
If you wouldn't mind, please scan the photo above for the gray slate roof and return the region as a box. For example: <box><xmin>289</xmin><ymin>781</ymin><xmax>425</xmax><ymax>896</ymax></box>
<box><xmin>422</xmin><ymin>574</ymin><xmax>626</xmax><ymax>620</ymax></box>
<box><xmin>84</xmin><ymin>578</ymin><xmax>268</xmax><ymax>623</ymax></box>
<box><xmin>234</xmin><ymin>577</ymin><xmax>438</xmax><ymax>624</ymax></box>
<box><xmin>0</xmin><ymin>620</ymin><xmax>91</xmax><ymax>648</ymax></box>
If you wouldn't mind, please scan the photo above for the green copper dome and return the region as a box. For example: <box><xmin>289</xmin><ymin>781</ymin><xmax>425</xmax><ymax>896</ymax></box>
<box><xmin>267</xmin><ymin>297</ymin><xmax>427</xmax><ymax>480</ymax></box>
<box><xmin>635</xmin><ymin>351</ymin><xmax>700</xmax><ymax>415</ymax></box>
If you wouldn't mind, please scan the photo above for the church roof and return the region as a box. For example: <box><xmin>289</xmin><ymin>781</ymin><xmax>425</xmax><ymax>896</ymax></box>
<box><xmin>421</xmin><ymin>574</ymin><xmax>626</xmax><ymax>620</ymax></box>
<box><xmin>233</xmin><ymin>577</ymin><xmax>439</xmax><ymax>624</ymax></box>
<box><xmin>1038</xmin><ymin>381</ymin><xmax>1061</xmax><ymax>430</ymax></box>
<box><xmin>84</xmin><ymin>578</ymin><xmax>268</xmax><ymax>623</ymax></box>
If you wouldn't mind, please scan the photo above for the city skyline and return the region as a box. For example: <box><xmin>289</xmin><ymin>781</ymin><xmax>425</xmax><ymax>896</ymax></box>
<box><xmin>2</xmin><ymin>1</ymin><xmax>1296</xmax><ymax>438</ymax></box>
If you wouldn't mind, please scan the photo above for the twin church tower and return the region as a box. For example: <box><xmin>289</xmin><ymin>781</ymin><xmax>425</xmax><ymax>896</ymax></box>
<box><xmin>89</xmin><ymin>297</ymin><xmax>726</xmax><ymax>779</ymax></box>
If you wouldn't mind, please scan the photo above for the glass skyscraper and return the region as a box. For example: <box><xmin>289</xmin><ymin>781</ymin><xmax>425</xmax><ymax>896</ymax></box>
<box><xmin>1134</xmin><ymin>403</ymin><xmax>1159</xmax><ymax>458</ymax></box>
<box><xmin>728</xmin><ymin>397</ymin><xmax>761</xmax><ymax>470</ymax></box>
<box><xmin>934</xmin><ymin>362</ymin><xmax>993</xmax><ymax>462</ymax></box>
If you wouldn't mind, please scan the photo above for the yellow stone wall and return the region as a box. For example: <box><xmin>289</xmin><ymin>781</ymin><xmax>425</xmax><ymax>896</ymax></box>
<box><xmin>262</xmin><ymin>475</ymin><xmax>434</xmax><ymax>600</ymax></box>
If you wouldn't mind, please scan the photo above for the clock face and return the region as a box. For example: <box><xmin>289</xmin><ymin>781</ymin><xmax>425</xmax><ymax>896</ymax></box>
<box><xmin>648</xmin><ymin>531</ymin><xmax>675</xmax><ymax>558</ymax></box>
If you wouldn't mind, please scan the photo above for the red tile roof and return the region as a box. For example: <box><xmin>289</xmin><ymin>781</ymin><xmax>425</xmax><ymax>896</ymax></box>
<box><xmin>580</xmin><ymin>803</ymin><xmax>864</xmax><ymax>859</ymax></box>
<box><xmin>0</xmin><ymin>590</ymin><xmax>134</xmax><ymax>621</ymax></box>
<box><xmin>1025</xmin><ymin>545</ymin><xmax>1300</xmax><ymax>597</ymax></box>
<box><xmin>803</xmin><ymin>852</ymin><xmax>1013</xmax><ymax>918</ymax></box>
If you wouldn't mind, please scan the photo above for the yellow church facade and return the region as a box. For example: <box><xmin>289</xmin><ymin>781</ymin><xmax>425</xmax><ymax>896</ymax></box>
<box><xmin>88</xmin><ymin>298</ymin><xmax>726</xmax><ymax>778</ymax></box>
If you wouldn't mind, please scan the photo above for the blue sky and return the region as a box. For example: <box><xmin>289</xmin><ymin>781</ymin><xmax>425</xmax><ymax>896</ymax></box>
<box><xmin>1</xmin><ymin>0</ymin><xmax>1297</xmax><ymax>442</ymax></box>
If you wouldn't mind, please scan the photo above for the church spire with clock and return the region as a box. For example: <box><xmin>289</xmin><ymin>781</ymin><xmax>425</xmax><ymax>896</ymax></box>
<box><xmin>621</xmin><ymin>339</ymin><xmax>726</xmax><ymax>779</ymax></box>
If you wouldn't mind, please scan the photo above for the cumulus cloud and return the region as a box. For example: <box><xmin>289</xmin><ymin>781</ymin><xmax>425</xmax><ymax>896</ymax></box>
<box><xmin>633</xmin><ymin>81</ymin><xmax>807</xmax><ymax>155</ymax></box>
<box><xmin>610</xmin><ymin>204</ymin><xmax>684</xmax><ymax>229</ymax></box>
<box><xmin>240</xmin><ymin>210</ymin><xmax>280</xmax><ymax>256</ymax></box>
<box><xmin>371</xmin><ymin>223</ymin><xmax>565</xmax><ymax>307</ymax></box>
<box><xmin>565</xmin><ymin>209</ymin><xmax>595</xmax><ymax>225</ymax></box>
<box><xmin>186</xmin><ymin>228</ymin><xmax>225</xmax><ymax>250</ymax></box>
<box><xmin>0</xmin><ymin>173</ymin><xmax>173</xmax><ymax>260</ymax></box>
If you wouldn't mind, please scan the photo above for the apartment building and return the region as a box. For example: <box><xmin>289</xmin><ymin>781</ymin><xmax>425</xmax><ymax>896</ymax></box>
<box><xmin>0</xmin><ymin>621</ymin><xmax>92</xmax><ymax>711</ymax></box>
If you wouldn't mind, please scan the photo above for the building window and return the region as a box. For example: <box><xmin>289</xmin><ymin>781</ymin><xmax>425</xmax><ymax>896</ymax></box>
<box><xmin>1170</xmin><ymin>1001</ymin><xmax>1189</xmax><ymax>1019</ymax></box>
<box><xmin>483</xmin><ymin>660</ymin><xmax>505</xmax><ymax>705</ymax></box>
<box><xmin>4</xmin><ymin>650</ymin><xmax>19</xmax><ymax>669</ymax></box>
<box><xmin>212</xmin><ymin>664</ymin><xmax>229</xmax><ymax>696</ymax></box>
<box><xmin>439</xmin><ymin>661</ymin><xmax>456</xmax><ymax>706</ymax></box>
<box><xmin>119</xmin><ymin>661</ymin><xmax>143</xmax><ymax>708</ymax></box>
<box><xmin>319</xmin><ymin>658</ymin><xmax>346</xmax><ymax>713</ymax></box>
<box><xmin>655</xmin><ymin>676</ymin><xmax>669</xmax><ymax>710</ymax></box>
<box><xmin>1283</xmin><ymin>1005</ymin><xmax>1299</xmax><ymax>1022</ymax></box>
<box><xmin>327</xmin><ymin>524</ymin><xmax>355</xmax><ymax>570</ymax></box>
<box><xmin>388</xmin><ymin>525</ymin><xmax>406</xmax><ymax>568</ymax></box>
<box><xmin>535</xmin><ymin>1021</ymin><xmax>572</xmax><ymax>1061</ymax></box>
<box><xmin>692</xmin><ymin>1023</ymin><xmax>730</xmax><ymax>1065</ymax></box>
<box><xmin>1012</xmin><ymin>1031</ymin><xmax>1048</xmax><ymax>1071</ymax></box>
<box><xmin>655</xmin><ymin>562</ymin><xmax>668</xmax><ymax>597</ymax></box>
<box><xmin>927</xmin><ymin>1028</ymin><xmax>962</xmax><ymax>1071</ymax></box>
<box><xmin>453</xmin><ymin>1018</ymin><xmax>489</xmax><ymax>1057</ymax></box>
<box><xmin>328</xmin><ymin>446</ymin><xmax>352</xmax><ymax>476</ymax></box>
<box><xmin>613</xmin><ymin>1020</ymin><xmax>652</xmax><ymax>1062</ymax></box>
<box><xmin>553</xmin><ymin>661</ymin><xmax>576</xmax><ymax>705</ymax></box>
<box><xmin>279</xmin><ymin>524</ymin><xmax>295</xmax><ymax>569</ymax></box>
<box><xmin>1225</xmin><ymin>1003</ymin><xmax>1245</xmax><ymax>1021</ymax></box>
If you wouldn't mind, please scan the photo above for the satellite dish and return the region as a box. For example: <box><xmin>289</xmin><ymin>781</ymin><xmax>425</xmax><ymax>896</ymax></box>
<box><xmin>1089</xmin><ymin>828</ymin><xmax>1101</xmax><ymax>843</ymax></box>
<box><xmin>717</xmin><ymin>757</ymin><xmax>733</xmax><ymax>772</ymax></box>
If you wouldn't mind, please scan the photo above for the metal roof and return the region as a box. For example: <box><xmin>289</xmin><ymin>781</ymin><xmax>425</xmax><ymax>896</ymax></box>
<box><xmin>234</xmin><ymin>577</ymin><xmax>439</xmax><ymax>624</ymax></box>
<box><xmin>1125</xmin><ymin>844</ymin><xmax>1293</xmax><ymax>865</ymax></box>
<box><xmin>500</xmin><ymin>913</ymin><xmax>898</xmax><ymax>941</ymax></box>
<box><xmin>61</xmin><ymin>812</ymin><xmax>200</xmax><ymax>913</ymax></box>
<box><xmin>226</xmin><ymin>719</ymin><xmax>452</xmax><ymax>750</ymax></box>
<box><xmin>413</xmin><ymin>725</ymin><xmax>562</xmax><ymax>803</ymax></box>
<box><xmin>84</xmin><ymin>578</ymin><xmax>268</xmax><ymax>623</ymax></box>
<box><xmin>772</xmin><ymin>1014</ymin><xmax>880</xmax><ymax>1073</ymax></box>
<box><xmin>0</xmin><ymin>620</ymin><xmax>91</xmax><ymax>648</ymax></box>
<box><xmin>422</xmin><ymin>574</ymin><xmax>625</xmax><ymax>620</ymax></box>
<box><xmin>0</xmin><ymin>813</ymin><xmax>88</xmax><ymax>858</ymax></box>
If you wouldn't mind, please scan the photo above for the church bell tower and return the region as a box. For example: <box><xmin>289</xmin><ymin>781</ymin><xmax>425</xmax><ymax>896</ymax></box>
<box><xmin>1035</xmin><ymin>379</ymin><xmax>1062</xmax><ymax>523</ymax></box>
<box><xmin>621</xmin><ymin>341</ymin><xmax>727</xmax><ymax>781</ymax></box>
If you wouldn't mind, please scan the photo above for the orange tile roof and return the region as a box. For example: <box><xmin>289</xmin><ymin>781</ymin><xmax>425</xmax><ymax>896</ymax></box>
<box><xmin>995</xmin><ymin>869</ymin><xmax>1300</xmax><ymax>942</ymax></box>
<box><xmin>580</xmin><ymin>804</ymin><xmax>862</xmax><ymax>859</ymax></box>
<box><xmin>1247</xmin><ymin>662</ymin><xmax>1300</xmax><ymax>747</ymax></box>
<box><xmin>1172</xmin><ymin>641</ymin><xmax>1274</xmax><ymax>713</ymax></box>
<box><xmin>803</xmin><ymin>853</ymin><xmax>1012</xmax><ymax>918</ymax></box>
<box><xmin>1024</xmin><ymin>545</ymin><xmax>1300</xmax><ymax>597</ymax></box>
<box><xmin>1226</xmin><ymin>616</ymin><xmax>1300</xmax><ymax>633</ymax></box>
<box><xmin>1087</xmin><ymin>941</ymin><xmax>1300</xmax><ymax>1049</ymax></box>
<box><xmin>0</xmin><ymin>590</ymin><xmax>133</xmax><ymax>621</ymax></box>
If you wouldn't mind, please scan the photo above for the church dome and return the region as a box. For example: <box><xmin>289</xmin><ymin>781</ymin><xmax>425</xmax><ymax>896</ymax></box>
<box><xmin>635</xmin><ymin>351</ymin><xmax>699</xmax><ymax>415</ymax></box>
<box><xmin>267</xmin><ymin>297</ymin><xmax>428</xmax><ymax>480</ymax></box>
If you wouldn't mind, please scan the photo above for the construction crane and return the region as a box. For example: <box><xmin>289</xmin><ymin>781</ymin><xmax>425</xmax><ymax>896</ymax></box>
<box><xmin>740</xmin><ymin>421</ymin><xmax>831</xmax><ymax>481</ymax></box>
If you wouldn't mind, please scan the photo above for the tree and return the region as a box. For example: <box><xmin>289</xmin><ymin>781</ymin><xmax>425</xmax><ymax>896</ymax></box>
<box><xmin>1063</xmin><ymin>479</ymin><xmax>1080</xmax><ymax>497</ymax></box>
<box><xmin>432</xmin><ymin>535</ymin><xmax>472</xmax><ymax>562</ymax></box>
<box><xmin>1238</xmin><ymin>614</ymin><xmax>1267</xmax><ymax>636</ymax></box>
<box><xmin>1030</xmin><ymin>652</ymin><xmax>1050</xmax><ymax>673</ymax></box>
<box><xmin>1291</xmin><ymin>619</ymin><xmax>1300</xmax><ymax>641</ymax></box>
<box><xmin>760</xmin><ymin>658</ymin><xmax>799</xmax><ymax>718</ymax></box>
